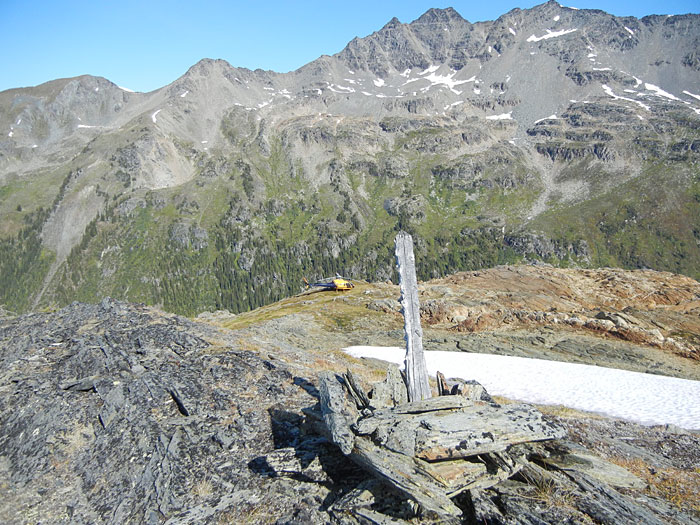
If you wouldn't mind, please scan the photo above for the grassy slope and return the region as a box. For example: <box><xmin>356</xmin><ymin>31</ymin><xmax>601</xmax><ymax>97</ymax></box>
<box><xmin>1</xmin><ymin>110</ymin><xmax>699</xmax><ymax>316</ymax></box>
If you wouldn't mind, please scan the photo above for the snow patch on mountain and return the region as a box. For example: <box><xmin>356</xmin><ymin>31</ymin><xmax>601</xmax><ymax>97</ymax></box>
<box><xmin>645</xmin><ymin>83</ymin><xmax>680</xmax><ymax>101</ymax></box>
<box><xmin>486</xmin><ymin>112</ymin><xmax>513</xmax><ymax>120</ymax></box>
<box><xmin>534</xmin><ymin>114</ymin><xmax>558</xmax><ymax>124</ymax></box>
<box><xmin>402</xmin><ymin>65</ymin><xmax>474</xmax><ymax>95</ymax></box>
<box><xmin>602</xmin><ymin>84</ymin><xmax>650</xmax><ymax>111</ymax></box>
<box><xmin>527</xmin><ymin>28</ymin><xmax>578</xmax><ymax>42</ymax></box>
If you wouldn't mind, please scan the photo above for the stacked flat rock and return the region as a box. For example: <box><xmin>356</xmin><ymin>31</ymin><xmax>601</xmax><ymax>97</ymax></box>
<box><xmin>319</xmin><ymin>368</ymin><xmax>566</xmax><ymax>520</ymax></box>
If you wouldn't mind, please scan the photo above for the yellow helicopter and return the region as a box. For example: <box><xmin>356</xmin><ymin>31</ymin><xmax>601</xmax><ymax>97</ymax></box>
<box><xmin>303</xmin><ymin>275</ymin><xmax>355</xmax><ymax>292</ymax></box>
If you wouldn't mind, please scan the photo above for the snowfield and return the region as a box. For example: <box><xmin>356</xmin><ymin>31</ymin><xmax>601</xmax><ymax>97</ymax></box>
<box><xmin>344</xmin><ymin>346</ymin><xmax>700</xmax><ymax>430</ymax></box>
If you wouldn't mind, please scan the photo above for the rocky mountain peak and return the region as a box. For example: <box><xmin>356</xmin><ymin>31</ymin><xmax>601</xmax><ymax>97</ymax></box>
<box><xmin>381</xmin><ymin>16</ymin><xmax>402</xmax><ymax>30</ymax></box>
<box><xmin>413</xmin><ymin>7</ymin><xmax>466</xmax><ymax>25</ymax></box>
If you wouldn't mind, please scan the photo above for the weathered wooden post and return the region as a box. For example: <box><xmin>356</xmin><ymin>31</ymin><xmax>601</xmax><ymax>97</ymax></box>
<box><xmin>394</xmin><ymin>232</ymin><xmax>432</xmax><ymax>401</ymax></box>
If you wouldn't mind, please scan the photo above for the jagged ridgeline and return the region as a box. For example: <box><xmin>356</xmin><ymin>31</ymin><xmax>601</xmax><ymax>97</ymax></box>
<box><xmin>1</xmin><ymin>1</ymin><xmax>699</xmax><ymax>315</ymax></box>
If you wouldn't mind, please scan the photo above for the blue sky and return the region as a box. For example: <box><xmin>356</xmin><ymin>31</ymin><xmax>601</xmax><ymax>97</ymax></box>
<box><xmin>1</xmin><ymin>0</ymin><xmax>697</xmax><ymax>93</ymax></box>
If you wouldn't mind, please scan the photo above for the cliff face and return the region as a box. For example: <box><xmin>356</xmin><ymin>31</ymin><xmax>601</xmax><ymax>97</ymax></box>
<box><xmin>0</xmin><ymin>266</ymin><xmax>698</xmax><ymax>523</ymax></box>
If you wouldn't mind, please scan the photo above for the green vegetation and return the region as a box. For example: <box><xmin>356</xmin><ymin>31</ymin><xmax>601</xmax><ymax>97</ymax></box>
<box><xmin>0</xmin><ymin>208</ymin><xmax>55</xmax><ymax>312</ymax></box>
<box><xmin>2</xmin><ymin>106</ymin><xmax>698</xmax><ymax>316</ymax></box>
<box><xmin>533</xmin><ymin>162</ymin><xmax>700</xmax><ymax>278</ymax></box>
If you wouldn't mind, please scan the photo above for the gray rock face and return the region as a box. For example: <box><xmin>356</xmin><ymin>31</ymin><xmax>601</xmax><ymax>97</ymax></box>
<box><xmin>3</xmin><ymin>1</ymin><xmax>697</xmax><ymax>178</ymax></box>
<box><xmin>0</xmin><ymin>300</ymin><xmax>358</xmax><ymax>524</ymax></box>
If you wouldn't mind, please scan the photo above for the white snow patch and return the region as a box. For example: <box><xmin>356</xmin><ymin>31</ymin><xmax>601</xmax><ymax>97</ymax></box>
<box><xmin>328</xmin><ymin>84</ymin><xmax>355</xmax><ymax>94</ymax></box>
<box><xmin>683</xmin><ymin>90</ymin><xmax>700</xmax><ymax>102</ymax></box>
<box><xmin>373</xmin><ymin>78</ymin><xmax>385</xmax><ymax>87</ymax></box>
<box><xmin>637</xmin><ymin>115</ymin><xmax>645</xmax><ymax>120</ymax></box>
<box><xmin>473</xmin><ymin>88</ymin><xmax>481</xmax><ymax>95</ymax></box>
<box><xmin>509</xmin><ymin>27</ymin><xmax>516</xmax><ymax>35</ymax></box>
<box><xmin>415</xmin><ymin>67</ymin><xmax>473</xmax><ymax>95</ymax></box>
<box><xmin>488</xmin><ymin>46</ymin><xmax>492</xmax><ymax>53</ymax></box>
<box><xmin>400</xmin><ymin>69</ymin><xmax>411</xmax><ymax>78</ymax></box>
<box><xmin>257</xmin><ymin>99</ymin><xmax>272</xmax><ymax>109</ymax></box>
<box><xmin>486</xmin><ymin>112</ymin><xmax>513</xmax><ymax>120</ymax></box>
<box><xmin>77</xmin><ymin>124</ymin><xmax>98</xmax><ymax>129</ymax></box>
<box><xmin>263</xmin><ymin>87</ymin><xmax>274</xmax><ymax>91</ymax></box>
<box><xmin>633</xmin><ymin>76</ymin><xmax>642</xmax><ymax>87</ymax></box>
<box><xmin>32</xmin><ymin>144</ymin><xmax>38</xmax><ymax>148</ymax></box>
<box><xmin>602</xmin><ymin>84</ymin><xmax>650</xmax><ymax>111</ymax></box>
<box><xmin>343</xmin><ymin>347</ymin><xmax>700</xmax><ymax>429</ymax></box>
<box><xmin>553</xmin><ymin>15</ymin><xmax>560</xmax><ymax>21</ymax></box>
<box><xmin>118</xmin><ymin>85</ymin><xmax>135</xmax><ymax>93</ymax></box>
<box><xmin>316</xmin><ymin>89</ymin><xmax>322</xmax><ymax>95</ymax></box>
<box><xmin>94</xmin><ymin>87</ymin><xmax>99</xmax><ymax>92</ymax></box>
<box><xmin>505</xmin><ymin>75</ymin><xmax>511</xmax><ymax>83</ymax></box>
<box><xmin>8</xmin><ymin>131</ymin><xmax>13</xmax><ymax>137</ymax></box>
<box><xmin>565</xmin><ymin>6</ymin><xmax>579</xmax><ymax>10</ymax></box>
<box><xmin>361</xmin><ymin>91</ymin><xmax>373</xmax><ymax>96</ymax></box>
<box><xmin>348</xmin><ymin>71</ymin><xmax>354</xmax><ymax>75</ymax></box>
<box><xmin>151</xmin><ymin>109</ymin><xmax>161</xmax><ymax>123</ymax></box>
<box><xmin>587</xmin><ymin>53</ymin><xmax>597</xmax><ymax>58</ymax></box>
<box><xmin>527</xmin><ymin>28</ymin><xmax>577</xmax><ymax>42</ymax></box>
<box><xmin>645</xmin><ymin>83</ymin><xmax>680</xmax><ymax>101</ymax></box>
<box><xmin>16</xmin><ymin>118</ymin><xmax>22</xmax><ymax>125</ymax></box>
<box><xmin>624</xmin><ymin>89</ymin><xmax>637</xmax><ymax>93</ymax></box>
<box><xmin>624</xmin><ymin>26</ymin><xmax>634</xmax><ymax>36</ymax></box>
<box><xmin>592</xmin><ymin>67</ymin><xmax>611</xmax><ymax>71</ymax></box>
<box><xmin>534</xmin><ymin>114</ymin><xmax>558</xmax><ymax>124</ymax></box>
<box><xmin>180</xmin><ymin>90</ymin><xmax>188</xmax><ymax>98</ymax></box>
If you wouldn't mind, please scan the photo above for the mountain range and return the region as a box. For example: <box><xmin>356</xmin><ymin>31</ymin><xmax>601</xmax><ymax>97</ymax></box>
<box><xmin>1</xmin><ymin>1</ymin><xmax>699</xmax><ymax>315</ymax></box>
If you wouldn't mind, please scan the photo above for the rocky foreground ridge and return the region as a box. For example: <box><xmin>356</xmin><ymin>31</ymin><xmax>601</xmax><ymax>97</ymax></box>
<box><xmin>0</xmin><ymin>265</ymin><xmax>698</xmax><ymax>523</ymax></box>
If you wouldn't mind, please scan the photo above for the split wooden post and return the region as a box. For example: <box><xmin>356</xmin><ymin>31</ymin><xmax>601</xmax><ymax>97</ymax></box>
<box><xmin>394</xmin><ymin>232</ymin><xmax>432</xmax><ymax>402</ymax></box>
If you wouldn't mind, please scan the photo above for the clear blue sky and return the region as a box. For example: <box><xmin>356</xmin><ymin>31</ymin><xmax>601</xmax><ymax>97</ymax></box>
<box><xmin>1</xmin><ymin>0</ymin><xmax>697</xmax><ymax>93</ymax></box>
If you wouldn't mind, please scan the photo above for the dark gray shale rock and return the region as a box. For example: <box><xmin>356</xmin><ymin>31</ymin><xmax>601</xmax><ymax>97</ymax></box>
<box><xmin>0</xmin><ymin>299</ymin><xmax>361</xmax><ymax>524</ymax></box>
<box><xmin>0</xmin><ymin>299</ymin><xmax>698</xmax><ymax>523</ymax></box>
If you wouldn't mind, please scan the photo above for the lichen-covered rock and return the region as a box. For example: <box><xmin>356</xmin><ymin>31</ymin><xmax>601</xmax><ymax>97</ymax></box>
<box><xmin>0</xmin><ymin>299</ymin><xmax>362</xmax><ymax>524</ymax></box>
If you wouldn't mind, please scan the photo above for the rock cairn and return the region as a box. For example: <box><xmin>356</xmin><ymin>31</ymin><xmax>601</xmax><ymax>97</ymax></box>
<box><xmin>317</xmin><ymin>233</ymin><xmax>566</xmax><ymax>520</ymax></box>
